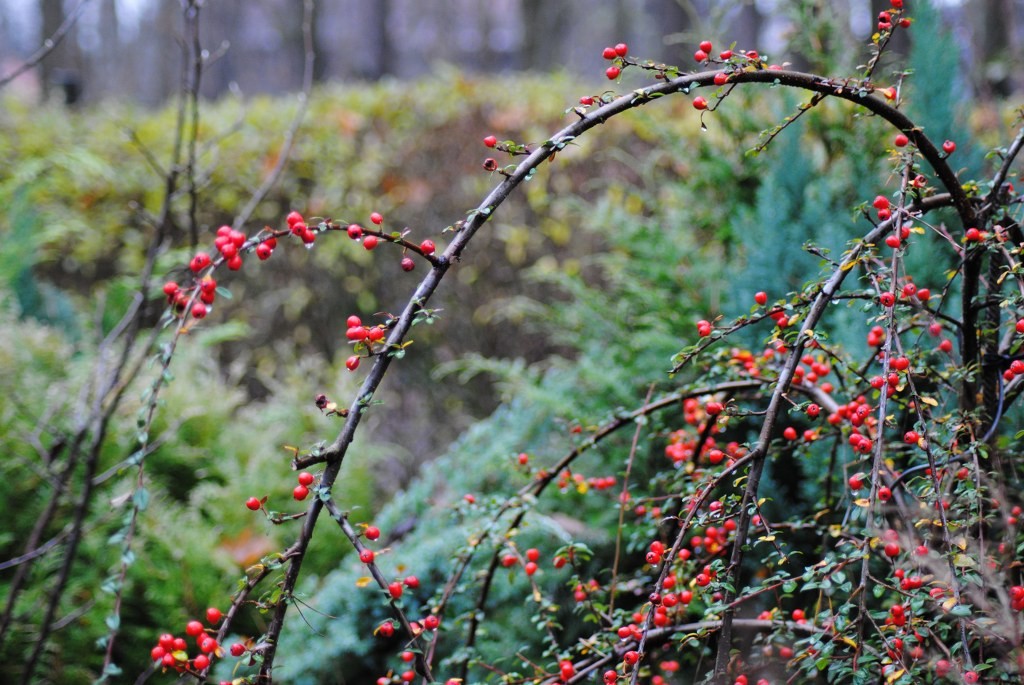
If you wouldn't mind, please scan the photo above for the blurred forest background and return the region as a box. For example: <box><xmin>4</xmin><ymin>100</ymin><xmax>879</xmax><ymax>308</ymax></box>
<box><xmin>1</xmin><ymin>1</ymin><xmax>1023</xmax><ymax>683</ymax></box>
<box><xmin>2</xmin><ymin>0</ymin><xmax>1024</xmax><ymax>104</ymax></box>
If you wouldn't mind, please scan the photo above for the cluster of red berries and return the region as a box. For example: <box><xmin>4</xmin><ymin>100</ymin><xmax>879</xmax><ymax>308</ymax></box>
<box><xmin>554</xmin><ymin>469</ymin><xmax>616</xmax><ymax>492</ymax></box>
<box><xmin>286</xmin><ymin>210</ymin><xmax>317</xmax><ymax>245</ymax></box>
<box><xmin>344</xmin><ymin>313</ymin><xmax>386</xmax><ymax>372</ymax></box>
<box><xmin>601</xmin><ymin>42</ymin><xmax>629</xmax><ymax>80</ymax></box>
<box><xmin>148</xmin><ymin>607</ymin><xmax>224</xmax><ymax>675</ymax></box>
<box><xmin>877</xmin><ymin>1</ymin><xmax>911</xmax><ymax>31</ymax></box>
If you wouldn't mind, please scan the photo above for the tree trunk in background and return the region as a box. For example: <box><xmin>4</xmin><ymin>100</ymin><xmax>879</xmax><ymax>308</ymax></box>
<box><xmin>521</xmin><ymin>0</ymin><xmax>571</xmax><ymax>70</ymax></box>
<box><xmin>970</xmin><ymin>0</ymin><xmax>1022</xmax><ymax>98</ymax></box>
<box><xmin>39</xmin><ymin>0</ymin><xmax>81</xmax><ymax>103</ymax></box>
<box><xmin>367</xmin><ymin>0</ymin><xmax>393</xmax><ymax>79</ymax></box>
<box><xmin>95</xmin><ymin>0</ymin><xmax>119</xmax><ymax>101</ymax></box>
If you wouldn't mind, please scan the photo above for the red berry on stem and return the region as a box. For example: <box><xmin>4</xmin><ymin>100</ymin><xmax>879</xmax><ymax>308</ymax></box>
<box><xmin>190</xmin><ymin>252</ymin><xmax>211</xmax><ymax>273</ymax></box>
<box><xmin>286</xmin><ymin>211</ymin><xmax>304</xmax><ymax>227</ymax></box>
<box><xmin>363</xmin><ymin>235</ymin><xmax>379</xmax><ymax>250</ymax></box>
<box><xmin>193</xmin><ymin>654</ymin><xmax>210</xmax><ymax>670</ymax></box>
<box><xmin>693</xmin><ymin>95</ymin><xmax>708</xmax><ymax>110</ymax></box>
<box><xmin>186</xmin><ymin>620</ymin><xmax>205</xmax><ymax>637</ymax></box>
<box><xmin>894</xmin><ymin>133</ymin><xmax>908</xmax><ymax>147</ymax></box>
<box><xmin>614</xmin><ymin>42</ymin><xmax>628</xmax><ymax>56</ymax></box>
<box><xmin>359</xmin><ymin>549</ymin><xmax>375</xmax><ymax>564</ymax></box>
<box><xmin>298</xmin><ymin>472</ymin><xmax>314</xmax><ymax>486</ymax></box>
<box><xmin>256</xmin><ymin>242</ymin><xmax>273</xmax><ymax>260</ymax></box>
<box><xmin>699</xmin><ymin>40</ymin><xmax>713</xmax><ymax>53</ymax></box>
<box><xmin>942</xmin><ymin>140</ymin><xmax>956</xmax><ymax>154</ymax></box>
<box><xmin>401</xmin><ymin>256</ymin><xmax>415</xmax><ymax>272</ymax></box>
<box><xmin>365</xmin><ymin>525</ymin><xmax>380</xmax><ymax>540</ymax></box>
<box><xmin>754</xmin><ymin>291</ymin><xmax>767</xmax><ymax>305</ymax></box>
<box><xmin>347</xmin><ymin>223</ymin><xmax>363</xmax><ymax>240</ymax></box>
<box><xmin>483</xmin><ymin>135</ymin><xmax>497</xmax><ymax>148</ymax></box>
<box><xmin>370</xmin><ymin>212</ymin><xmax>383</xmax><ymax>225</ymax></box>
<box><xmin>345</xmin><ymin>355</ymin><xmax>360</xmax><ymax>371</ymax></box>
<box><xmin>293</xmin><ymin>484</ymin><xmax>309</xmax><ymax>500</ymax></box>
<box><xmin>694</xmin><ymin>49</ymin><xmax>708</xmax><ymax>62</ymax></box>
<box><xmin>420</xmin><ymin>239</ymin><xmax>436</xmax><ymax>255</ymax></box>
<box><xmin>230</xmin><ymin>643</ymin><xmax>246</xmax><ymax>657</ymax></box>
<box><xmin>606</xmin><ymin>66</ymin><xmax>621</xmax><ymax>80</ymax></box>
<box><xmin>206</xmin><ymin>607</ymin><xmax>222</xmax><ymax>624</ymax></box>
<box><xmin>245</xmin><ymin>496</ymin><xmax>261</xmax><ymax>511</ymax></box>
<box><xmin>191</xmin><ymin>302</ymin><xmax>208</xmax><ymax>320</ymax></box>
<box><xmin>602</xmin><ymin>46</ymin><xmax>617</xmax><ymax>60</ymax></box>
<box><xmin>713</xmin><ymin>72</ymin><xmax>729</xmax><ymax>86</ymax></box>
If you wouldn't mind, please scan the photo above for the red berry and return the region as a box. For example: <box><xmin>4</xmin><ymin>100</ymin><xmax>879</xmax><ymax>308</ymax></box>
<box><xmin>894</xmin><ymin>133</ymin><xmax>909</xmax><ymax>147</ymax></box>
<box><xmin>560</xmin><ymin>660</ymin><xmax>576</xmax><ymax>680</ymax></box>
<box><xmin>754</xmin><ymin>291</ymin><xmax>768</xmax><ymax>305</ymax></box>
<box><xmin>879</xmin><ymin>292</ymin><xmax>896</xmax><ymax>307</ymax></box>
<box><xmin>388</xmin><ymin>581</ymin><xmax>404</xmax><ymax>599</ymax></box>
<box><xmin>365</xmin><ymin>526</ymin><xmax>380</xmax><ymax>540</ymax></box>
<box><xmin>205</xmin><ymin>607</ymin><xmax>222</xmax><ymax>624</ymax></box>
<box><xmin>346</xmin><ymin>315</ymin><xmax>362</xmax><ymax>328</ymax></box>
<box><xmin>191</xmin><ymin>302</ymin><xmax>208</xmax><ymax>319</ymax></box>
<box><xmin>694</xmin><ymin>49</ymin><xmax>708</xmax><ymax>62</ymax></box>
<box><xmin>942</xmin><ymin>140</ymin><xmax>956</xmax><ymax>154</ymax></box>
<box><xmin>345</xmin><ymin>355</ymin><xmax>360</xmax><ymax>371</ymax></box>
<box><xmin>526</xmin><ymin>548</ymin><xmax>540</xmax><ymax>562</ymax></box>
<box><xmin>719</xmin><ymin>50</ymin><xmax>733</xmax><ymax>59</ymax></box>
<box><xmin>193</xmin><ymin>654</ymin><xmax>210</xmax><ymax>670</ymax></box>
<box><xmin>606</xmin><ymin>66</ymin><xmax>621</xmax><ymax>80</ymax></box>
<box><xmin>293</xmin><ymin>484</ymin><xmax>309</xmax><ymax>501</ymax></box>
<box><xmin>879</xmin><ymin>486</ymin><xmax>892</xmax><ymax>502</ymax></box>
<box><xmin>693</xmin><ymin>95</ymin><xmax>708</xmax><ymax>110</ymax></box>
<box><xmin>363</xmin><ymin>235</ymin><xmax>379</xmax><ymax>250</ymax></box>
<box><xmin>370</xmin><ymin>212</ymin><xmax>383</xmax><ymax>225</ymax></box>
<box><xmin>806</xmin><ymin>403</ymin><xmax>820</xmax><ymax>417</ymax></box>
<box><xmin>227</xmin><ymin>254</ymin><xmax>243</xmax><ymax>270</ymax></box>
<box><xmin>298</xmin><ymin>472</ymin><xmax>314</xmax><ymax>486</ymax></box>
<box><xmin>964</xmin><ymin>672</ymin><xmax>979</xmax><ymax>684</ymax></box>
<box><xmin>848</xmin><ymin>473</ymin><xmax>864</xmax><ymax>490</ymax></box>
<box><xmin>185</xmin><ymin>620</ymin><xmax>205</xmax><ymax>637</ymax></box>
<box><xmin>199</xmin><ymin>637</ymin><xmax>217</xmax><ymax>653</ymax></box>
<box><xmin>347</xmin><ymin>223</ymin><xmax>363</xmax><ymax>240</ymax></box>
<box><xmin>230</xmin><ymin>643</ymin><xmax>246</xmax><ymax>657</ymax></box>
<box><xmin>713</xmin><ymin>72</ymin><xmax>729</xmax><ymax>85</ymax></box>
<box><xmin>524</xmin><ymin>561</ymin><xmax>538</xmax><ymax>575</ymax></box>
<box><xmin>602</xmin><ymin>46</ymin><xmax>617</xmax><ymax>60</ymax></box>
<box><xmin>404</xmin><ymin>575</ymin><xmax>420</xmax><ymax>588</ymax></box>
<box><xmin>872</xmin><ymin>195</ymin><xmax>890</xmax><ymax>210</ymax></box>
<box><xmin>614</xmin><ymin>43</ymin><xmax>628</xmax><ymax>56</ymax></box>
<box><xmin>624</xmin><ymin>650</ymin><xmax>640</xmax><ymax>665</ymax></box>
<box><xmin>245</xmin><ymin>496</ymin><xmax>261</xmax><ymax>510</ymax></box>
<box><xmin>286</xmin><ymin>211</ymin><xmax>304</xmax><ymax>227</ymax></box>
<box><xmin>419</xmin><ymin>239</ymin><xmax>436</xmax><ymax>255</ymax></box>
<box><xmin>904</xmin><ymin>430</ymin><xmax>920</xmax><ymax>444</ymax></box>
<box><xmin>423</xmin><ymin>614</ymin><xmax>440</xmax><ymax>630</ymax></box>
<box><xmin>367</xmin><ymin>326</ymin><xmax>385</xmax><ymax>342</ymax></box>
<box><xmin>699</xmin><ymin>40</ymin><xmax>713</xmax><ymax>53</ymax></box>
<box><xmin>483</xmin><ymin>135</ymin><xmax>497</xmax><ymax>148</ymax></box>
<box><xmin>783</xmin><ymin>426</ymin><xmax>798</xmax><ymax>441</ymax></box>
<box><xmin>359</xmin><ymin>549</ymin><xmax>375</xmax><ymax>564</ymax></box>
<box><xmin>579</xmin><ymin>96</ymin><xmax>594</xmax><ymax>105</ymax></box>
<box><xmin>400</xmin><ymin>257</ymin><xmax>415</xmax><ymax>272</ymax></box>
<box><xmin>162</xmin><ymin>281</ymin><xmax>179</xmax><ymax>297</ymax></box>
<box><xmin>219</xmin><ymin>242</ymin><xmax>238</xmax><ymax>259</ymax></box>
<box><xmin>255</xmin><ymin>242</ymin><xmax>273</xmax><ymax>260</ymax></box>
<box><xmin>346</xmin><ymin>326</ymin><xmax>367</xmax><ymax>341</ymax></box>
<box><xmin>151</xmin><ymin>645</ymin><xmax>166</xmax><ymax>661</ymax></box>
<box><xmin>190</xmin><ymin>252</ymin><xmax>211</xmax><ymax>273</ymax></box>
